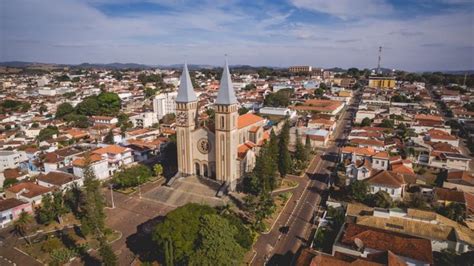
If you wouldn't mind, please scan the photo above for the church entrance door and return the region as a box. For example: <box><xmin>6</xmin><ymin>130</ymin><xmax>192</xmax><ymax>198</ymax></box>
<box><xmin>195</xmin><ymin>163</ymin><xmax>201</xmax><ymax>176</ymax></box>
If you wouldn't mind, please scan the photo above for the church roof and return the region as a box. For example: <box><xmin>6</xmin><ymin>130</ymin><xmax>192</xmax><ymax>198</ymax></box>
<box><xmin>238</xmin><ymin>113</ymin><xmax>264</xmax><ymax>129</ymax></box>
<box><xmin>215</xmin><ymin>60</ymin><xmax>238</xmax><ymax>105</ymax></box>
<box><xmin>176</xmin><ymin>63</ymin><xmax>197</xmax><ymax>103</ymax></box>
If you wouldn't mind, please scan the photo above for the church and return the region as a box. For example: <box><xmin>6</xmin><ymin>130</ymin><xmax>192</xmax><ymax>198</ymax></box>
<box><xmin>175</xmin><ymin>61</ymin><xmax>270</xmax><ymax>191</ymax></box>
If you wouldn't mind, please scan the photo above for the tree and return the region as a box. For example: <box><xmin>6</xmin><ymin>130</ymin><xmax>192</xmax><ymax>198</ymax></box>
<box><xmin>238</xmin><ymin>107</ymin><xmax>249</xmax><ymax>115</ymax></box>
<box><xmin>189</xmin><ymin>214</ymin><xmax>245</xmax><ymax>266</ymax></box>
<box><xmin>98</xmin><ymin>237</ymin><xmax>117</xmax><ymax>266</ymax></box>
<box><xmin>37</xmin><ymin>125</ymin><xmax>59</xmax><ymax>141</ymax></box>
<box><xmin>55</xmin><ymin>103</ymin><xmax>75</xmax><ymax>118</ymax></box>
<box><xmin>153</xmin><ymin>204</ymin><xmax>216</xmax><ymax>265</ymax></box>
<box><xmin>293</xmin><ymin>132</ymin><xmax>309</xmax><ymax>172</ymax></box>
<box><xmin>113</xmin><ymin>164</ymin><xmax>152</xmax><ymax>188</ymax></box>
<box><xmin>97</xmin><ymin>92</ymin><xmax>121</xmax><ymax>116</ymax></box>
<box><xmin>349</xmin><ymin>180</ymin><xmax>369</xmax><ymax>202</ymax></box>
<box><xmin>436</xmin><ymin>203</ymin><xmax>466</xmax><ymax>222</ymax></box>
<box><xmin>278</xmin><ymin>120</ymin><xmax>292</xmax><ymax>177</ymax></box>
<box><xmin>153</xmin><ymin>203</ymin><xmax>251</xmax><ymax>265</ymax></box>
<box><xmin>360</xmin><ymin>117</ymin><xmax>372</xmax><ymax>127</ymax></box>
<box><xmin>76</xmin><ymin>96</ymin><xmax>100</xmax><ymax>116</ymax></box>
<box><xmin>264</xmin><ymin>89</ymin><xmax>293</xmax><ymax>107</ymax></box>
<box><xmin>50</xmin><ymin>248</ymin><xmax>76</xmax><ymax>265</ymax></box>
<box><xmin>3</xmin><ymin>178</ymin><xmax>18</xmax><ymax>188</ymax></box>
<box><xmin>14</xmin><ymin>211</ymin><xmax>33</xmax><ymax>245</ymax></box>
<box><xmin>370</xmin><ymin>191</ymin><xmax>392</xmax><ymax>208</ymax></box>
<box><xmin>153</xmin><ymin>164</ymin><xmax>163</xmax><ymax>177</ymax></box>
<box><xmin>103</xmin><ymin>130</ymin><xmax>115</xmax><ymax>144</ymax></box>
<box><xmin>80</xmin><ymin>158</ymin><xmax>106</xmax><ymax>236</ymax></box>
<box><xmin>36</xmin><ymin>194</ymin><xmax>55</xmax><ymax>224</ymax></box>
<box><xmin>39</xmin><ymin>105</ymin><xmax>48</xmax><ymax>114</ymax></box>
<box><xmin>380</xmin><ymin>119</ymin><xmax>394</xmax><ymax>128</ymax></box>
<box><xmin>145</xmin><ymin>87</ymin><xmax>157</xmax><ymax>98</ymax></box>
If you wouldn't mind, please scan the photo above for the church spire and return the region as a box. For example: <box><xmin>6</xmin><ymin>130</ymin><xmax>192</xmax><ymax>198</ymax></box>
<box><xmin>176</xmin><ymin>62</ymin><xmax>197</xmax><ymax>103</ymax></box>
<box><xmin>215</xmin><ymin>60</ymin><xmax>237</xmax><ymax>105</ymax></box>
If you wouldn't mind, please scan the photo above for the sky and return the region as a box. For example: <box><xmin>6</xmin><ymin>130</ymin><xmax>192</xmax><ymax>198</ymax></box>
<box><xmin>1</xmin><ymin>0</ymin><xmax>473</xmax><ymax>71</ymax></box>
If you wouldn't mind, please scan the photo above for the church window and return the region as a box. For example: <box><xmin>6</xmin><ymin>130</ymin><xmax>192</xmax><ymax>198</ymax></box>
<box><xmin>221</xmin><ymin>116</ymin><xmax>225</xmax><ymax>129</ymax></box>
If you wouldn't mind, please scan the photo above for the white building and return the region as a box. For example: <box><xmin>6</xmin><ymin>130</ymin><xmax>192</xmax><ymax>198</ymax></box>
<box><xmin>153</xmin><ymin>92</ymin><xmax>178</xmax><ymax>119</ymax></box>
<box><xmin>0</xmin><ymin>151</ymin><xmax>27</xmax><ymax>173</ymax></box>
<box><xmin>130</xmin><ymin>112</ymin><xmax>158</xmax><ymax>128</ymax></box>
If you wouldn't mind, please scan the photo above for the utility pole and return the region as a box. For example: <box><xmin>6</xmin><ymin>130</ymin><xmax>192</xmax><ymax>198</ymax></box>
<box><xmin>463</xmin><ymin>72</ymin><xmax>467</xmax><ymax>87</ymax></box>
<box><xmin>137</xmin><ymin>176</ymin><xmax>142</xmax><ymax>199</ymax></box>
<box><xmin>377</xmin><ymin>46</ymin><xmax>382</xmax><ymax>75</ymax></box>
<box><xmin>109</xmin><ymin>184</ymin><xmax>115</xmax><ymax>209</ymax></box>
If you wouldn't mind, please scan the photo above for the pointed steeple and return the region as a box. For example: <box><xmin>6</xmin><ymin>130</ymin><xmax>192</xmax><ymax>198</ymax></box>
<box><xmin>176</xmin><ymin>62</ymin><xmax>197</xmax><ymax>103</ymax></box>
<box><xmin>215</xmin><ymin>60</ymin><xmax>237</xmax><ymax>105</ymax></box>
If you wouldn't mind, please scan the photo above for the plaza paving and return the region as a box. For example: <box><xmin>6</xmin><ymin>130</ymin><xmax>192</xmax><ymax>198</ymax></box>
<box><xmin>143</xmin><ymin>176</ymin><xmax>228</xmax><ymax>207</ymax></box>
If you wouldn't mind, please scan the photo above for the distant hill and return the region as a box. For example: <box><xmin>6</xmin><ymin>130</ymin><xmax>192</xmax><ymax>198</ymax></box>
<box><xmin>74</xmin><ymin>62</ymin><xmax>154</xmax><ymax>69</ymax></box>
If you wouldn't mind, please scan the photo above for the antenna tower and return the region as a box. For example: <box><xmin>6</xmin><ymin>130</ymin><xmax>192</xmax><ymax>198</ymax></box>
<box><xmin>377</xmin><ymin>46</ymin><xmax>382</xmax><ymax>74</ymax></box>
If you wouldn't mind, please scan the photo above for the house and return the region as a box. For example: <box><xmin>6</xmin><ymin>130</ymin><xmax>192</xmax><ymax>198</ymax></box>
<box><xmin>125</xmin><ymin>138</ymin><xmax>164</xmax><ymax>162</ymax></box>
<box><xmin>0</xmin><ymin>150</ymin><xmax>27</xmax><ymax>172</ymax></box>
<box><xmin>72</xmin><ymin>154</ymin><xmax>110</xmax><ymax>180</ymax></box>
<box><xmin>348</xmin><ymin>138</ymin><xmax>385</xmax><ymax>152</ymax></box>
<box><xmin>340</xmin><ymin>147</ymin><xmax>389</xmax><ymax>171</ymax></box>
<box><xmin>307</xmin><ymin>118</ymin><xmax>336</xmax><ymax>133</ymax></box>
<box><xmin>426</xmin><ymin>129</ymin><xmax>459</xmax><ymax>147</ymax></box>
<box><xmin>333</xmin><ymin>223</ymin><xmax>433</xmax><ymax>265</ymax></box>
<box><xmin>365</xmin><ymin>170</ymin><xmax>409</xmax><ymax>200</ymax></box>
<box><xmin>42</xmin><ymin>146</ymin><xmax>84</xmax><ymax>173</ymax></box>
<box><xmin>36</xmin><ymin>171</ymin><xmax>83</xmax><ymax>190</ymax></box>
<box><xmin>91</xmin><ymin>116</ymin><xmax>118</xmax><ymax>125</ymax></box>
<box><xmin>0</xmin><ymin>198</ymin><xmax>33</xmax><ymax>228</ymax></box>
<box><xmin>290</xmin><ymin>99</ymin><xmax>345</xmax><ymax>116</ymax></box>
<box><xmin>5</xmin><ymin>182</ymin><xmax>52</xmax><ymax>205</ymax></box>
<box><xmin>305</xmin><ymin>129</ymin><xmax>330</xmax><ymax>147</ymax></box>
<box><xmin>443</xmin><ymin>170</ymin><xmax>474</xmax><ymax>193</ymax></box>
<box><xmin>345</xmin><ymin>159</ymin><xmax>373</xmax><ymax>184</ymax></box>
<box><xmin>129</xmin><ymin>112</ymin><xmax>158</xmax><ymax>128</ymax></box>
<box><xmin>92</xmin><ymin>145</ymin><xmax>133</xmax><ymax>175</ymax></box>
<box><xmin>346</xmin><ymin>203</ymin><xmax>474</xmax><ymax>253</ymax></box>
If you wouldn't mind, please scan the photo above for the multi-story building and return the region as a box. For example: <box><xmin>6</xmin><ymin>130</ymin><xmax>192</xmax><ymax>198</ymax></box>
<box><xmin>288</xmin><ymin>65</ymin><xmax>312</xmax><ymax>73</ymax></box>
<box><xmin>153</xmin><ymin>92</ymin><xmax>178</xmax><ymax>119</ymax></box>
<box><xmin>368</xmin><ymin>77</ymin><xmax>396</xmax><ymax>89</ymax></box>
<box><xmin>130</xmin><ymin>112</ymin><xmax>158</xmax><ymax>128</ymax></box>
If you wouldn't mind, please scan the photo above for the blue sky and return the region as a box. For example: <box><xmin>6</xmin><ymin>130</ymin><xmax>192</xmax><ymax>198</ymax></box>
<box><xmin>1</xmin><ymin>0</ymin><xmax>473</xmax><ymax>71</ymax></box>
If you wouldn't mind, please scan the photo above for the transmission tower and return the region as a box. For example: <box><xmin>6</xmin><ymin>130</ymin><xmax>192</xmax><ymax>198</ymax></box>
<box><xmin>376</xmin><ymin>46</ymin><xmax>382</xmax><ymax>74</ymax></box>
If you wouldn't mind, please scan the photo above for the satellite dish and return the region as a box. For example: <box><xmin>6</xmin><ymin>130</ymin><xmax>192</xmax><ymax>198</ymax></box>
<box><xmin>354</xmin><ymin>238</ymin><xmax>365</xmax><ymax>251</ymax></box>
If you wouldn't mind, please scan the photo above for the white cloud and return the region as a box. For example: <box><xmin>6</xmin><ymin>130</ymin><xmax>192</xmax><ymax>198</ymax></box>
<box><xmin>289</xmin><ymin>0</ymin><xmax>393</xmax><ymax>19</ymax></box>
<box><xmin>1</xmin><ymin>0</ymin><xmax>472</xmax><ymax>71</ymax></box>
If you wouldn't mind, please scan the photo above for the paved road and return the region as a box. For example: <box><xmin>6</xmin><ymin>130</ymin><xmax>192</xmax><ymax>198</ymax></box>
<box><xmin>252</xmin><ymin>94</ymin><xmax>358</xmax><ymax>265</ymax></box>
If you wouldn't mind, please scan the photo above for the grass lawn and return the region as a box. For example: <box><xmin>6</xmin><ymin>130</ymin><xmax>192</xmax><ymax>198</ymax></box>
<box><xmin>263</xmin><ymin>192</ymin><xmax>293</xmax><ymax>233</ymax></box>
<box><xmin>278</xmin><ymin>179</ymin><xmax>299</xmax><ymax>190</ymax></box>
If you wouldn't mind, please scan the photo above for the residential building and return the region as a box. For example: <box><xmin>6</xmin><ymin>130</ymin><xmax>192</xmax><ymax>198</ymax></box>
<box><xmin>0</xmin><ymin>198</ymin><xmax>33</xmax><ymax>228</ymax></box>
<box><xmin>0</xmin><ymin>150</ymin><xmax>27</xmax><ymax>172</ymax></box>
<box><xmin>36</xmin><ymin>171</ymin><xmax>83</xmax><ymax>190</ymax></box>
<box><xmin>130</xmin><ymin>112</ymin><xmax>158</xmax><ymax>128</ymax></box>
<box><xmin>5</xmin><ymin>182</ymin><xmax>52</xmax><ymax>205</ymax></box>
<box><xmin>289</xmin><ymin>66</ymin><xmax>312</xmax><ymax>73</ymax></box>
<box><xmin>153</xmin><ymin>92</ymin><xmax>178</xmax><ymax>119</ymax></box>
<box><xmin>368</xmin><ymin>77</ymin><xmax>396</xmax><ymax>89</ymax></box>
<box><xmin>72</xmin><ymin>154</ymin><xmax>110</xmax><ymax>180</ymax></box>
<box><xmin>92</xmin><ymin>145</ymin><xmax>133</xmax><ymax>175</ymax></box>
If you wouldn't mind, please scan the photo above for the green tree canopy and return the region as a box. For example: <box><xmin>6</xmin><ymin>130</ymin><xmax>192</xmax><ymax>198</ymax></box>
<box><xmin>55</xmin><ymin>103</ymin><xmax>75</xmax><ymax>118</ymax></box>
<box><xmin>153</xmin><ymin>204</ymin><xmax>251</xmax><ymax>265</ymax></box>
<box><xmin>37</xmin><ymin>126</ymin><xmax>59</xmax><ymax>141</ymax></box>
<box><xmin>264</xmin><ymin>89</ymin><xmax>293</xmax><ymax>107</ymax></box>
<box><xmin>360</xmin><ymin>117</ymin><xmax>372</xmax><ymax>127</ymax></box>
<box><xmin>189</xmin><ymin>214</ymin><xmax>245</xmax><ymax>266</ymax></box>
<box><xmin>349</xmin><ymin>180</ymin><xmax>369</xmax><ymax>202</ymax></box>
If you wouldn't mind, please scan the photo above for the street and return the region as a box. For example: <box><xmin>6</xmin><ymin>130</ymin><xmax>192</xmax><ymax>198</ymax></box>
<box><xmin>252</xmin><ymin>92</ymin><xmax>359</xmax><ymax>265</ymax></box>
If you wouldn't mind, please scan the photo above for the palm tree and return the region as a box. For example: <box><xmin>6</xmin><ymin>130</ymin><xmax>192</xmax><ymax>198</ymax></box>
<box><xmin>14</xmin><ymin>211</ymin><xmax>33</xmax><ymax>245</ymax></box>
<box><xmin>153</xmin><ymin>163</ymin><xmax>163</xmax><ymax>177</ymax></box>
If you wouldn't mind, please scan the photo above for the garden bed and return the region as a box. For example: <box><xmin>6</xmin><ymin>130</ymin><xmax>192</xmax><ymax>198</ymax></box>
<box><xmin>18</xmin><ymin>227</ymin><xmax>121</xmax><ymax>265</ymax></box>
<box><xmin>263</xmin><ymin>192</ymin><xmax>293</xmax><ymax>233</ymax></box>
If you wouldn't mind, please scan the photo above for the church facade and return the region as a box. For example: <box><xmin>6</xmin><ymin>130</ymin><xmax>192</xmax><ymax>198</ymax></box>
<box><xmin>175</xmin><ymin>61</ymin><xmax>269</xmax><ymax>190</ymax></box>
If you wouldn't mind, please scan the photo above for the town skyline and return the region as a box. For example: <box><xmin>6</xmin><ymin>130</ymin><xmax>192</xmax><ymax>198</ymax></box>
<box><xmin>2</xmin><ymin>0</ymin><xmax>474</xmax><ymax>71</ymax></box>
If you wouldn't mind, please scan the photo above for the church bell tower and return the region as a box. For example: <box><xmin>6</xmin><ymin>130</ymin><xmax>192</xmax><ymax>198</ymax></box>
<box><xmin>176</xmin><ymin>63</ymin><xmax>197</xmax><ymax>177</ymax></box>
<box><xmin>215</xmin><ymin>60</ymin><xmax>239</xmax><ymax>189</ymax></box>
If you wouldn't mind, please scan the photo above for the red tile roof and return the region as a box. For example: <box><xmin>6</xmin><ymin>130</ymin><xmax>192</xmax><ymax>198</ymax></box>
<box><xmin>366</xmin><ymin>170</ymin><xmax>406</xmax><ymax>188</ymax></box>
<box><xmin>341</xmin><ymin>223</ymin><xmax>433</xmax><ymax>264</ymax></box>
<box><xmin>238</xmin><ymin>113</ymin><xmax>264</xmax><ymax>129</ymax></box>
